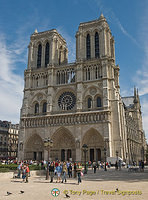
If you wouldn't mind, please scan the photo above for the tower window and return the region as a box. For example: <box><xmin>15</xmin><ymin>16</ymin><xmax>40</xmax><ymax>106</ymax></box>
<box><xmin>45</xmin><ymin>42</ymin><xmax>49</xmax><ymax>67</ymax></box>
<box><xmin>97</xmin><ymin>97</ymin><xmax>101</xmax><ymax>107</ymax></box>
<box><xmin>35</xmin><ymin>103</ymin><xmax>39</xmax><ymax>114</ymax></box>
<box><xmin>43</xmin><ymin>102</ymin><xmax>47</xmax><ymax>113</ymax></box>
<box><xmin>88</xmin><ymin>97</ymin><xmax>92</xmax><ymax>109</ymax></box>
<box><xmin>37</xmin><ymin>44</ymin><xmax>42</xmax><ymax>68</ymax></box>
<box><xmin>59</xmin><ymin>50</ymin><xmax>61</xmax><ymax>65</ymax></box>
<box><xmin>95</xmin><ymin>32</ymin><xmax>99</xmax><ymax>58</ymax></box>
<box><xmin>86</xmin><ymin>34</ymin><xmax>91</xmax><ymax>59</ymax></box>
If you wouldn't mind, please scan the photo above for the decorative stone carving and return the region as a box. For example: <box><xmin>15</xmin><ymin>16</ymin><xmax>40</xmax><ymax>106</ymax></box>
<box><xmin>37</xmin><ymin>94</ymin><xmax>43</xmax><ymax>101</ymax></box>
<box><xmin>76</xmin><ymin>139</ymin><xmax>80</xmax><ymax>148</ymax></box>
<box><xmin>90</xmin><ymin>88</ymin><xmax>97</xmax><ymax>95</ymax></box>
<box><xmin>98</xmin><ymin>82</ymin><xmax>103</xmax><ymax>88</ymax></box>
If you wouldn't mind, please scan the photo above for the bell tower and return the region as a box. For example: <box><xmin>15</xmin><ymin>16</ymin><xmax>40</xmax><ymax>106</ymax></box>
<box><xmin>76</xmin><ymin>13</ymin><xmax>115</xmax><ymax>61</ymax></box>
<box><xmin>27</xmin><ymin>29</ymin><xmax>68</xmax><ymax>69</ymax></box>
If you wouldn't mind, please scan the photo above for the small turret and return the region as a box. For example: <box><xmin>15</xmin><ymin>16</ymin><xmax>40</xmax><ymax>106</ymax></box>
<box><xmin>134</xmin><ymin>87</ymin><xmax>138</xmax><ymax>103</ymax></box>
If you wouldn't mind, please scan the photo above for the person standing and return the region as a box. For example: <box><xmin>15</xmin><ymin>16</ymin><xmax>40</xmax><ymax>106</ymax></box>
<box><xmin>17</xmin><ymin>162</ymin><xmax>22</xmax><ymax>178</ymax></box>
<box><xmin>25</xmin><ymin>164</ymin><xmax>30</xmax><ymax>183</ymax></box>
<box><xmin>74</xmin><ymin>162</ymin><xmax>77</xmax><ymax>178</ymax></box>
<box><xmin>22</xmin><ymin>165</ymin><xmax>26</xmax><ymax>182</ymax></box>
<box><xmin>69</xmin><ymin>163</ymin><xmax>72</xmax><ymax>178</ymax></box>
<box><xmin>76</xmin><ymin>163</ymin><xmax>83</xmax><ymax>184</ymax></box>
<box><xmin>62</xmin><ymin>162</ymin><xmax>67</xmax><ymax>183</ymax></box>
<box><xmin>115</xmin><ymin>161</ymin><xmax>118</xmax><ymax>170</ymax></box>
<box><xmin>118</xmin><ymin>160</ymin><xmax>121</xmax><ymax>171</ymax></box>
<box><xmin>141</xmin><ymin>160</ymin><xmax>144</xmax><ymax>172</ymax></box>
<box><xmin>49</xmin><ymin>162</ymin><xmax>54</xmax><ymax>183</ymax></box>
<box><xmin>56</xmin><ymin>163</ymin><xmax>62</xmax><ymax>183</ymax></box>
<box><xmin>93</xmin><ymin>161</ymin><xmax>96</xmax><ymax>173</ymax></box>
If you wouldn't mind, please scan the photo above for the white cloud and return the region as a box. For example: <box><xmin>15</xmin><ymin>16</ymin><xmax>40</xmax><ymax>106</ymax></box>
<box><xmin>0</xmin><ymin>34</ymin><xmax>24</xmax><ymax>124</ymax></box>
<box><xmin>0</xmin><ymin>9</ymin><xmax>52</xmax><ymax>124</ymax></box>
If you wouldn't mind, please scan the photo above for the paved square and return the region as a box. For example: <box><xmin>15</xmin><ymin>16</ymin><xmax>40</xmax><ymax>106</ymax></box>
<box><xmin>0</xmin><ymin>167</ymin><xmax>148</xmax><ymax>200</ymax></box>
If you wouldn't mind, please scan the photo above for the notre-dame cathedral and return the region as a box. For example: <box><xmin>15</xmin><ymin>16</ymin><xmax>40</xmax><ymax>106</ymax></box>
<box><xmin>18</xmin><ymin>14</ymin><xmax>146</xmax><ymax>164</ymax></box>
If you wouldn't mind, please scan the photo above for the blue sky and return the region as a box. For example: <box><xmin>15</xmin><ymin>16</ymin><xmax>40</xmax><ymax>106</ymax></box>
<box><xmin>0</xmin><ymin>0</ymin><xmax>148</xmax><ymax>140</ymax></box>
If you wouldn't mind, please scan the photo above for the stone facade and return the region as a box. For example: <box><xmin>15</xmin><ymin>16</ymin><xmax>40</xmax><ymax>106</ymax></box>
<box><xmin>18</xmin><ymin>14</ymin><xmax>146</xmax><ymax>164</ymax></box>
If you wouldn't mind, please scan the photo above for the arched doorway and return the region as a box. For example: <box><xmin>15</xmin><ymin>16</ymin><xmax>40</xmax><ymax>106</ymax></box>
<box><xmin>51</xmin><ymin>127</ymin><xmax>76</xmax><ymax>161</ymax></box>
<box><xmin>82</xmin><ymin>129</ymin><xmax>104</xmax><ymax>162</ymax></box>
<box><xmin>24</xmin><ymin>134</ymin><xmax>44</xmax><ymax>160</ymax></box>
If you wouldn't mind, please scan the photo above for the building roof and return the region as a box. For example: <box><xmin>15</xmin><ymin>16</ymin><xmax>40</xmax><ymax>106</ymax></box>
<box><xmin>122</xmin><ymin>96</ymin><xmax>135</xmax><ymax>108</ymax></box>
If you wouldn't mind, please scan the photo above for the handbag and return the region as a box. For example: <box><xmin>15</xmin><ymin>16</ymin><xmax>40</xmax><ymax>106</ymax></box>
<box><xmin>81</xmin><ymin>172</ymin><xmax>83</xmax><ymax>176</ymax></box>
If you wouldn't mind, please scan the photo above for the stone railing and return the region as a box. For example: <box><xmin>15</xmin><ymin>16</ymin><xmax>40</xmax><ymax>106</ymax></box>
<box><xmin>21</xmin><ymin>110</ymin><xmax>111</xmax><ymax>128</ymax></box>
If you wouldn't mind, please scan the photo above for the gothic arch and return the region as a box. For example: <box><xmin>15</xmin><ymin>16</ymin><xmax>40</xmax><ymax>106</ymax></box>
<box><xmin>31</xmin><ymin>92</ymin><xmax>47</xmax><ymax>102</ymax></box>
<box><xmin>82</xmin><ymin>128</ymin><xmax>104</xmax><ymax>147</ymax></box>
<box><xmin>24</xmin><ymin>134</ymin><xmax>44</xmax><ymax>160</ymax></box>
<box><xmin>51</xmin><ymin>127</ymin><xmax>76</xmax><ymax>161</ymax></box>
<box><xmin>51</xmin><ymin>127</ymin><xmax>75</xmax><ymax>149</ymax></box>
<box><xmin>82</xmin><ymin>128</ymin><xmax>104</xmax><ymax>161</ymax></box>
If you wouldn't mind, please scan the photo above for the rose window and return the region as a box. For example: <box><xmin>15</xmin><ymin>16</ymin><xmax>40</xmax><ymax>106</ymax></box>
<box><xmin>58</xmin><ymin>92</ymin><xmax>76</xmax><ymax>110</ymax></box>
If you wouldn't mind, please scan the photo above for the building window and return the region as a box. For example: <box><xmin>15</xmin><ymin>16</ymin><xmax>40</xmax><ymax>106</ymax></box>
<box><xmin>35</xmin><ymin>103</ymin><xmax>39</xmax><ymax>114</ymax></box>
<box><xmin>88</xmin><ymin>97</ymin><xmax>92</xmax><ymax>109</ymax></box>
<box><xmin>59</xmin><ymin>50</ymin><xmax>61</xmax><ymax>65</ymax></box>
<box><xmin>45</xmin><ymin>42</ymin><xmax>49</xmax><ymax>67</ymax></box>
<box><xmin>86</xmin><ymin>34</ymin><xmax>91</xmax><ymax>59</ymax></box>
<box><xmin>95</xmin><ymin>32</ymin><xmax>99</xmax><ymax>58</ymax></box>
<box><xmin>97</xmin><ymin>97</ymin><xmax>101</xmax><ymax>107</ymax></box>
<box><xmin>58</xmin><ymin>91</ymin><xmax>76</xmax><ymax>110</ymax></box>
<box><xmin>37</xmin><ymin>44</ymin><xmax>42</xmax><ymax>68</ymax></box>
<box><xmin>42</xmin><ymin>102</ymin><xmax>47</xmax><ymax>113</ymax></box>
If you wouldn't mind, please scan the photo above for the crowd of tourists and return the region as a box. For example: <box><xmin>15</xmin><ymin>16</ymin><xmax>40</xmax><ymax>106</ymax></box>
<box><xmin>46</xmin><ymin>160</ymin><xmax>83</xmax><ymax>184</ymax></box>
<box><xmin>16</xmin><ymin>161</ymin><xmax>30</xmax><ymax>183</ymax></box>
<box><xmin>0</xmin><ymin>158</ymin><xmax>145</xmax><ymax>184</ymax></box>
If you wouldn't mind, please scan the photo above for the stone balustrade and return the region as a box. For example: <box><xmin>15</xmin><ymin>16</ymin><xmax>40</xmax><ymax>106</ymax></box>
<box><xmin>21</xmin><ymin>110</ymin><xmax>111</xmax><ymax>128</ymax></box>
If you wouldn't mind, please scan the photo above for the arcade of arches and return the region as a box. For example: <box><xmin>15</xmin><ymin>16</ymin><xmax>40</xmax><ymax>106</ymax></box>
<box><xmin>24</xmin><ymin>128</ymin><xmax>105</xmax><ymax>162</ymax></box>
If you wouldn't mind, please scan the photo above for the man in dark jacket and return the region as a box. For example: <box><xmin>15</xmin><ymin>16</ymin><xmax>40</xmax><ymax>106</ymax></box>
<box><xmin>49</xmin><ymin>162</ymin><xmax>54</xmax><ymax>183</ymax></box>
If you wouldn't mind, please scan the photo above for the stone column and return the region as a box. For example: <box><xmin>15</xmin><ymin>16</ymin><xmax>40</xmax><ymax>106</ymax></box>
<box><xmin>28</xmin><ymin>44</ymin><xmax>31</xmax><ymax>69</ymax></box>
<box><xmin>41</xmin><ymin>44</ymin><xmax>45</xmax><ymax>67</ymax></box>
<box><xmin>91</xmin><ymin>34</ymin><xmax>94</xmax><ymax>59</ymax></box>
<box><xmin>33</xmin><ymin>45</ymin><xmax>38</xmax><ymax>68</ymax></box>
<box><xmin>44</xmin><ymin>149</ymin><xmax>48</xmax><ymax>160</ymax></box>
<box><xmin>65</xmin><ymin>150</ymin><xmax>67</xmax><ymax>161</ymax></box>
<box><xmin>94</xmin><ymin>148</ymin><xmax>96</xmax><ymax>161</ymax></box>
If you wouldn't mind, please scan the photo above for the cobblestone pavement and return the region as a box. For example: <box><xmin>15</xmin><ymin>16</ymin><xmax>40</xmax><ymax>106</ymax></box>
<box><xmin>0</xmin><ymin>167</ymin><xmax>148</xmax><ymax>200</ymax></box>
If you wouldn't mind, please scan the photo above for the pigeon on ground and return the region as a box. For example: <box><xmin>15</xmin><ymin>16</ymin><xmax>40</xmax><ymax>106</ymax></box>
<box><xmin>20</xmin><ymin>190</ymin><xmax>24</xmax><ymax>194</ymax></box>
<box><xmin>65</xmin><ymin>193</ymin><xmax>70</xmax><ymax>198</ymax></box>
<box><xmin>7</xmin><ymin>192</ymin><xmax>12</xmax><ymax>195</ymax></box>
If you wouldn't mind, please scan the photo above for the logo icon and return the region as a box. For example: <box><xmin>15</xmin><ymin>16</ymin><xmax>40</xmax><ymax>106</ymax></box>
<box><xmin>51</xmin><ymin>188</ymin><xmax>60</xmax><ymax>197</ymax></box>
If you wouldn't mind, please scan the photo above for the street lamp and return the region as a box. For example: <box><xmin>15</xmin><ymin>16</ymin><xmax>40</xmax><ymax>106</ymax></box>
<box><xmin>43</xmin><ymin>138</ymin><xmax>53</xmax><ymax>180</ymax></box>
<box><xmin>104</xmin><ymin>147</ymin><xmax>107</xmax><ymax>171</ymax></box>
<box><xmin>82</xmin><ymin>144</ymin><xmax>88</xmax><ymax>174</ymax></box>
<box><xmin>116</xmin><ymin>150</ymin><xmax>119</xmax><ymax>163</ymax></box>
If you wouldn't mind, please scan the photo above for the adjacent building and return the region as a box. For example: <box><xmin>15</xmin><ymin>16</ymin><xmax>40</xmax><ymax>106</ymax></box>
<box><xmin>0</xmin><ymin>121</ymin><xmax>19</xmax><ymax>160</ymax></box>
<box><xmin>18</xmin><ymin>14</ymin><xmax>146</xmax><ymax>164</ymax></box>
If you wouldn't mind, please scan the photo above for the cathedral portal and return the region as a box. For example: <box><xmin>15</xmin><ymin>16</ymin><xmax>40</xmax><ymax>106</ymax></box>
<box><xmin>51</xmin><ymin>127</ymin><xmax>76</xmax><ymax>161</ymax></box>
<box><xmin>82</xmin><ymin>128</ymin><xmax>104</xmax><ymax>162</ymax></box>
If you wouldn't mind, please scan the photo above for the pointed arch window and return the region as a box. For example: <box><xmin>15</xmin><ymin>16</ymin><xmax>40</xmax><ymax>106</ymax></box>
<box><xmin>43</xmin><ymin>102</ymin><xmax>47</xmax><ymax>113</ymax></box>
<box><xmin>97</xmin><ymin>97</ymin><xmax>101</xmax><ymax>107</ymax></box>
<box><xmin>45</xmin><ymin>42</ymin><xmax>49</xmax><ymax>67</ymax></box>
<box><xmin>86</xmin><ymin>34</ymin><xmax>91</xmax><ymax>59</ymax></box>
<box><xmin>35</xmin><ymin>103</ymin><xmax>39</xmax><ymax>114</ymax></box>
<box><xmin>95</xmin><ymin>32</ymin><xmax>100</xmax><ymax>58</ymax></box>
<box><xmin>37</xmin><ymin>44</ymin><xmax>42</xmax><ymax>68</ymax></box>
<box><xmin>88</xmin><ymin>97</ymin><xmax>92</xmax><ymax>109</ymax></box>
